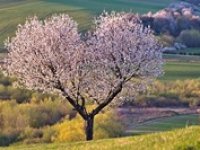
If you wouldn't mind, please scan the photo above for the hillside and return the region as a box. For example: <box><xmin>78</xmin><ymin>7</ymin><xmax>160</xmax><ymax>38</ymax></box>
<box><xmin>1</xmin><ymin>126</ymin><xmax>200</xmax><ymax>150</ymax></box>
<box><xmin>0</xmin><ymin>0</ymin><xmax>177</xmax><ymax>48</ymax></box>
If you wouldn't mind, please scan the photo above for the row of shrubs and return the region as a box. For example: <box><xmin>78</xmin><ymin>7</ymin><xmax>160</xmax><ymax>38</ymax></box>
<box><xmin>0</xmin><ymin>73</ymin><xmax>200</xmax><ymax>108</ymax></box>
<box><xmin>0</xmin><ymin>99</ymin><xmax>71</xmax><ymax>146</ymax></box>
<box><xmin>0</xmin><ymin>100</ymin><xmax>124</xmax><ymax>146</ymax></box>
<box><xmin>0</xmin><ymin>72</ymin><xmax>62</xmax><ymax>104</ymax></box>
<box><xmin>126</xmin><ymin>80</ymin><xmax>200</xmax><ymax>107</ymax></box>
<box><xmin>159</xmin><ymin>29</ymin><xmax>200</xmax><ymax>48</ymax></box>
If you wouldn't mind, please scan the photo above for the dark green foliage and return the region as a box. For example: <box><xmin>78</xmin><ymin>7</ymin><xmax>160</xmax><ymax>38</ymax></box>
<box><xmin>0</xmin><ymin>131</ymin><xmax>19</xmax><ymax>146</ymax></box>
<box><xmin>0</xmin><ymin>73</ymin><xmax>13</xmax><ymax>86</ymax></box>
<box><xmin>177</xmin><ymin>30</ymin><xmax>200</xmax><ymax>47</ymax></box>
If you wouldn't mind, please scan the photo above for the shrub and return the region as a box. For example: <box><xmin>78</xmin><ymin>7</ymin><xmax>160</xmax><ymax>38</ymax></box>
<box><xmin>28</xmin><ymin>99</ymin><xmax>71</xmax><ymax>128</ymax></box>
<box><xmin>52</xmin><ymin>116</ymin><xmax>85</xmax><ymax>142</ymax></box>
<box><xmin>0</xmin><ymin>72</ymin><xmax>13</xmax><ymax>86</ymax></box>
<box><xmin>158</xmin><ymin>34</ymin><xmax>175</xmax><ymax>47</ymax></box>
<box><xmin>94</xmin><ymin>111</ymin><xmax>124</xmax><ymax>139</ymax></box>
<box><xmin>0</xmin><ymin>99</ymin><xmax>72</xmax><ymax>144</ymax></box>
<box><xmin>20</xmin><ymin>127</ymin><xmax>43</xmax><ymax>144</ymax></box>
<box><xmin>0</xmin><ymin>101</ymin><xmax>29</xmax><ymax>130</ymax></box>
<box><xmin>177</xmin><ymin>30</ymin><xmax>200</xmax><ymax>47</ymax></box>
<box><xmin>123</xmin><ymin>80</ymin><xmax>200</xmax><ymax>107</ymax></box>
<box><xmin>147</xmin><ymin>80</ymin><xmax>200</xmax><ymax>107</ymax></box>
<box><xmin>42</xmin><ymin>126</ymin><xmax>56</xmax><ymax>143</ymax></box>
<box><xmin>52</xmin><ymin>110</ymin><xmax>124</xmax><ymax>142</ymax></box>
<box><xmin>0</xmin><ymin>130</ymin><xmax>20</xmax><ymax>146</ymax></box>
<box><xmin>10</xmin><ymin>88</ymin><xmax>32</xmax><ymax>103</ymax></box>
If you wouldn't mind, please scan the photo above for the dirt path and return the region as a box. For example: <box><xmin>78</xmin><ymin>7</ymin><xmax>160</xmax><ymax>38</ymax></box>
<box><xmin>118</xmin><ymin>107</ymin><xmax>199</xmax><ymax>123</ymax></box>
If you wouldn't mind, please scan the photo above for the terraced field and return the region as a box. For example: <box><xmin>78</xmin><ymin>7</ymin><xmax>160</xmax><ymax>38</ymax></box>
<box><xmin>160</xmin><ymin>60</ymin><xmax>200</xmax><ymax>80</ymax></box>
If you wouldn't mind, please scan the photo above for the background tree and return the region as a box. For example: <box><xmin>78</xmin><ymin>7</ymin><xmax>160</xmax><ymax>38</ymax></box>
<box><xmin>4</xmin><ymin>12</ymin><xmax>163</xmax><ymax>141</ymax></box>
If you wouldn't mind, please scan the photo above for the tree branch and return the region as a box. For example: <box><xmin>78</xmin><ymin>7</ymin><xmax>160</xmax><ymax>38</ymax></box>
<box><xmin>91</xmin><ymin>80</ymin><xmax>123</xmax><ymax>116</ymax></box>
<box><xmin>56</xmin><ymin>80</ymin><xmax>88</xmax><ymax>120</ymax></box>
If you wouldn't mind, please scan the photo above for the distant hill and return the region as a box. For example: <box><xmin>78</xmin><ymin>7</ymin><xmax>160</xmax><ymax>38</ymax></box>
<box><xmin>0</xmin><ymin>0</ymin><xmax>177</xmax><ymax>50</ymax></box>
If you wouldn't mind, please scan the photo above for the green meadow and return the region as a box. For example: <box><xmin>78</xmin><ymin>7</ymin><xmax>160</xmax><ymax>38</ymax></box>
<box><xmin>161</xmin><ymin>61</ymin><xmax>200</xmax><ymax>81</ymax></box>
<box><xmin>127</xmin><ymin>114</ymin><xmax>200</xmax><ymax>134</ymax></box>
<box><xmin>1</xmin><ymin>126</ymin><xmax>200</xmax><ymax>150</ymax></box>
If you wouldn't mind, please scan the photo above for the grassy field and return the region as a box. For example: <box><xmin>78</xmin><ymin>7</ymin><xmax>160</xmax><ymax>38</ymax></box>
<box><xmin>127</xmin><ymin>114</ymin><xmax>200</xmax><ymax>134</ymax></box>
<box><xmin>1</xmin><ymin>126</ymin><xmax>200</xmax><ymax>150</ymax></box>
<box><xmin>160</xmin><ymin>60</ymin><xmax>200</xmax><ymax>80</ymax></box>
<box><xmin>0</xmin><ymin>0</ymin><xmax>177</xmax><ymax>47</ymax></box>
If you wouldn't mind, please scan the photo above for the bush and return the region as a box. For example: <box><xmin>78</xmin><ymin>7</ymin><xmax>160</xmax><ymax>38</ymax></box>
<box><xmin>158</xmin><ymin>34</ymin><xmax>175</xmax><ymax>47</ymax></box>
<box><xmin>0</xmin><ymin>130</ymin><xmax>20</xmax><ymax>146</ymax></box>
<box><xmin>51</xmin><ymin>110</ymin><xmax>124</xmax><ymax>142</ymax></box>
<box><xmin>94</xmin><ymin>111</ymin><xmax>124</xmax><ymax>139</ymax></box>
<box><xmin>0</xmin><ymin>72</ymin><xmax>13</xmax><ymax>86</ymax></box>
<box><xmin>20</xmin><ymin>127</ymin><xmax>43</xmax><ymax>144</ymax></box>
<box><xmin>42</xmin><ymin>126</ymin><xmax>56</xmax><ymax>143</ymax></box>
<box><xmin>147</xmin><ymin>80</ymin><xmax>200</xmax><ymax>107</ymax></box>
<box><xmin>0</xmin><ymin>101</ymin><xmax>29</xmax><ymax>130</ymax></box>
<box><xmin>28</xmin><ymin>99</ymin><xmax>71</xmax><ymax>128</ymax></box>
<box><xmin>10</xmin><ymin>88</ymin><xmax>32</xmax><ymax>103</ymax></box>
<box><xmin>123</xmin><ymin>80</ymin><xmax>200</xmax><ymax>107</ymax></box>
<box><xmin>52</xmin><ymin>116</ymin><xmax>85</xmax><ymax>142</ymax></box>
<box><xmin>177</xmin><ymin>30</ymin><xmax>200</xmax><ymax>47</ymax></box>
<box><xmin>0</xmin><ymin>99</ymin><xmax>72</xmax><ymax>144</ymax></box>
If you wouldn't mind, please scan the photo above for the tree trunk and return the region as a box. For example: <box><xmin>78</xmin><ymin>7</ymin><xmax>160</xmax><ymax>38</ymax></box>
<box><xmin>85</xmin><ymin>115</ymin><xmax>94</xmax><ymax>141</ymax></box>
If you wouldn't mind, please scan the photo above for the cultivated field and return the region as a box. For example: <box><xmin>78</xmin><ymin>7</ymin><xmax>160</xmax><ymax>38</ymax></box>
<box><xmin>161</xmin><ymin>61</ymin><xmax>200</xmax><ymax>80</ymax></box>
<box><xmin>1</xmin><ymin>0</ymin><xmax>200</xmax><ymax>81</ymax></box>
<box><xmin>0</xmin><ymin>0</ymin><xmax>177</xmax><ymax>47</ymax></box>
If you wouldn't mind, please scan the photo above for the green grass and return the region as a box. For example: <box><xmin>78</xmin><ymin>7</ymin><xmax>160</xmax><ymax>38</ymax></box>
<box><xmin>127</xmin><ymin>114</ymin><xmax>200</xmax><ymax>134</ymax></box>
<box><xmin>2</xmin><ymin>126</ymin><xmax>200</xmax><ymax>150</ymax></box>
<box><xmin>0</xmin><ymin>0</ymin><xmax>177</xmax><ymax>47</ymax></box>
<box><xmin>160</xmin><ymin>61</ymin><xmax>200</xmax><ymax>81</ymax></box>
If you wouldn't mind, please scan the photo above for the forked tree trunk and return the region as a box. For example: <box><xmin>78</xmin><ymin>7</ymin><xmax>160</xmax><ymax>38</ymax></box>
<box><xmin>85</xmin><ymin>115</ymin><xmax>94</xmax><ymax>141</ymax></box>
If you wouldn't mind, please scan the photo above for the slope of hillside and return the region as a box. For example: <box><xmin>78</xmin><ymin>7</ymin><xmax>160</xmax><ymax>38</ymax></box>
<box><xmin>1</xmin><ymin>126</ymin><xmax>200</xmax><ymax>150</ymax></box>
<box><xmin>0</xmin><ymin>0</ymin><xmax>177</xmax><ymax>48</ymax></box>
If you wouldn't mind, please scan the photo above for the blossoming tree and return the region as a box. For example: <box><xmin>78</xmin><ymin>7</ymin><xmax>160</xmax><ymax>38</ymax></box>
<box><xmin>4</xmin><ymin>12</ymin><xmax>163</xmax><ymax>141</ymax></box>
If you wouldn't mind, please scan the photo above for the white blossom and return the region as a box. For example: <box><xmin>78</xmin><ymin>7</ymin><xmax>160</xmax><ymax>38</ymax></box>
<box><xmin>4</xmin><ymin>12</ymin><xmax>163</xmax><ymax>118</ymax></box>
